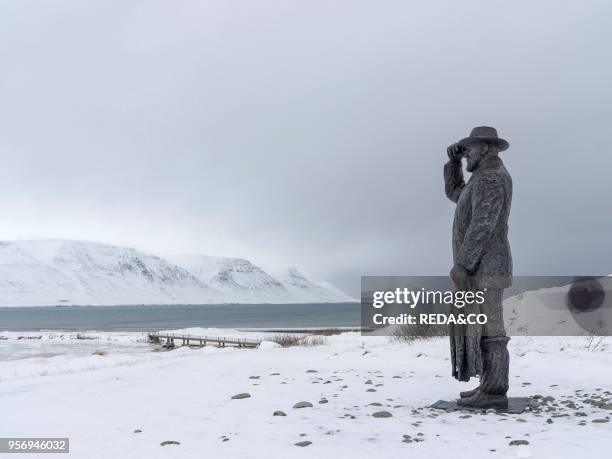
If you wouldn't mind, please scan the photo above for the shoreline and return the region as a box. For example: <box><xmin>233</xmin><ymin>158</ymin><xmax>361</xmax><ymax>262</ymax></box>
<box><xmin>0</xmin><ymin>303</ymin><xmax>361</xmax><ymax>332</ymax></box>
<box><xmin>0</xmin><ymin>301</ymin><xmax>361</xmax><ymax>308</ymax></box>
<box><xmin>0</xmin><ymin>326</ymin><xmax>363</xmax><ymax>333</ymax></box>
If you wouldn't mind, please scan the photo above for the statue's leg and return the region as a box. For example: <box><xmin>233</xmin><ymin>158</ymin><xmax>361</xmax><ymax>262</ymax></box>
<box><xmin>458</xmin><ymin>289</ymin><xmax>510</xmax><ymax>408</ymax></box>
<box><xmin>481</xmin><ymin>288</ymin><xmax>506</xmax><ymax>338</ymax></box>
<box><xmin>479</xmin><ymin>336</ymin><xmax>510</xmax><ymax>395</ymax></box>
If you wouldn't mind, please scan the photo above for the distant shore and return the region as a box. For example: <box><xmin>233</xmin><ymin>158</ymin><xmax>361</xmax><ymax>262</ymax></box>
<box><xmin>0</xmin><ymin>303</ymin><xmax>361</xmax><ymax>331</ymax></box>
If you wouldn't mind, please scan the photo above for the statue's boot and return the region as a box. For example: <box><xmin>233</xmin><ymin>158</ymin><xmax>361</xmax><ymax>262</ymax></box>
<box><xmin>457</xmin><ymin>336</ymin><xmax>510</xmax><ymax>409</ymax></box>
<box><xmin>459</xmin><ymin>387</ymin><xmax>480</xmax><ymax>398</ymax></box>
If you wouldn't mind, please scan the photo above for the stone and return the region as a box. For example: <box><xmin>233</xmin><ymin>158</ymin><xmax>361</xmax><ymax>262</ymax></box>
<box><xmin>295</xmin><ymin>441</ymin><xmax>312</xmax><ymax>447</ymax></box>
<box><xmin>372</xmin><ymin>411</ymin><xmax>393</xmax><ymax>418</ymax></box>
<box><xmin>509</xmin><ymin>440</ymin><xmax>529</xmax><ymax>446</ymax></box>
<box><xmin>585</xmin><ymin>398</ymin><xmax>604</xmax><ymax>407</ymax></box>
<box><xmin>273</xmin><ymin>410</ymin><xmax>286</xmax><ymax>416</ymax></box>
<box><xmin>319</xmin><ymin>399</ymin><xmax>328</xmax><ymax>404</ymax></box>
<box><xmin>160</xmin><ymin>441</ymin><xmax>180</xmax><ymax>446</ymax></box>
<box><xmin>231</xmin><ymin>393</ymin><xmax>251</xmax><ymax>399</ymax></box>
<box><xmin>592</xmin><ymin>419</ymin><xmax>609</xmax><ymax>423</ymax></box>
<box><xmin>293</xmin><ymin>401</ymin><xmax>313</xmax><ymax>409</ymax></box>
<box><xmin>133</xmin><ymin>429</ymin><xmax>142</xmax><ymax>433</ymax></box>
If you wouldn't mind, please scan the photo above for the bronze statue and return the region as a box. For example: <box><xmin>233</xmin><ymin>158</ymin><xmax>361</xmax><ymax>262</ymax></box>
<box><xmin>444</xmin><ymin>126</ymin><xmax>513</xmax><ymax>409</ymax></box>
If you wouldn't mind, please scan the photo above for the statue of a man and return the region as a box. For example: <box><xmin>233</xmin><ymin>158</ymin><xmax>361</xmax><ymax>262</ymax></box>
<box><xmin>444</xmin><ymin>126</ymin><xmax>513</xmax><ymax>409</ymax></box>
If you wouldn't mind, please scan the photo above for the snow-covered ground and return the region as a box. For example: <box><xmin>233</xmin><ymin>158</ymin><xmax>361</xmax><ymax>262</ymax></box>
<box><xmin>1</xmin><ymin>330</ymin><xmax>610</xmax><ymax>459</ymax></box>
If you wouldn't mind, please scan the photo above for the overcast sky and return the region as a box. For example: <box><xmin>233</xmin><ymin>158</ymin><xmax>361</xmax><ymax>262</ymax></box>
<box><xmin>1</xmin><ymin>0</ymin><xmax>611</xmax><ymax>295</ymax></box>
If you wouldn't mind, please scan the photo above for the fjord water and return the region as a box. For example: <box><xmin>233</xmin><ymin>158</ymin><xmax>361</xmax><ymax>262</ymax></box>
<box><xmin>0</xmin><ymin>303</ymin><xmax>360</xmax><ymax>331</ymax></box>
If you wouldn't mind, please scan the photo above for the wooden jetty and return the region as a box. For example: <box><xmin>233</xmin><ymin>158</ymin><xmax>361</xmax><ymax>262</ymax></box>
<box><xmin>148</xmin><ymin>332</ymin><xmax>261</xmax><ymax>349</ymax></box>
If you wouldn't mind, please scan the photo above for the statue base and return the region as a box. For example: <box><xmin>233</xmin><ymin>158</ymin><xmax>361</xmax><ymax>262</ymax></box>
<box><xmin>430</xmin><ymin>397</ymin><xmax>530</xmax><ymax>414</ymax></box>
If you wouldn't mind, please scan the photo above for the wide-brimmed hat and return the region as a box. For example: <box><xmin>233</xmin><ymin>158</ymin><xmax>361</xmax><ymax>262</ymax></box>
<box><xmin>458</xmin><ymin>126</ymin><xmax>509</xmax><ymax>151</ymax></box>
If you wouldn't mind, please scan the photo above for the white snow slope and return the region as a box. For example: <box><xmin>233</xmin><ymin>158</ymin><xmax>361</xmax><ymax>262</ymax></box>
<box><xmin>0</xmin><ymin>240</ymin><xmax>355</xmax><ymax>306</ymax></box>
<box><xmin>1</xmin><ymin>331</ymin><xmax>610</xmax><ymax>459</ymax></box>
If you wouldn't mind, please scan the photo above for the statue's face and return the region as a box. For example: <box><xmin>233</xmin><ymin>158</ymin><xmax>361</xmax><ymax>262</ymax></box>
<box><xmin>465</xmin><ymin>143</ymin><xmax>489</xmax><ymax>172</ymax></box>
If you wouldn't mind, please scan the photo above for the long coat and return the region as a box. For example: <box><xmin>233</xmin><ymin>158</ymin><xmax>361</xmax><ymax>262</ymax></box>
<box><xmin>444</xmin><ymin>155</ymin><xmax>513</xmax><ymax>289</ymax></box>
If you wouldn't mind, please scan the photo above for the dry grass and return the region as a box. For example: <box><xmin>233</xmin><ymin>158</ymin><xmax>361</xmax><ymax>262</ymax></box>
<box><xmin>270</xmin><ymin>334</ymin><xmax>327</xmax><ymax>348</ymax></box>
<box><xmin>91</xmin><ymin>350</ymin><xmax>106</xmax><ymax>356</ymax></box>
<box><xmin>585</xmin><ymin>336</ymin><xmax>607</xmax><ymax>352</ymax></box>
<box><xmin>301</xmin><ymin>336</ymin><xmax>327</xmax><ymax>347</ymax></box>
<box><xmin>308</xmin><ymin>328</ymin><xmax>344</xmax><ymax>336</ymax></box>
<box><xmin>76</xmin><ymin>333</ymin><xmax>96</xmax><ymax>340</ymax></box>
<box><xmin>271</xmin><ymin>334</ymin><xmax>302</xmax><ymax>347</ymax></box>
<box><xmin>391</xmin><ymin>323</ymin><xmax>447</xmax><ymax>343</ymax></box>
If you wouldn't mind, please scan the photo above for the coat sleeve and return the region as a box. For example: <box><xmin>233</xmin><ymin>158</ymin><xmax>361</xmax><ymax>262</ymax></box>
<box><xmin>456</xmin><ymin>173</ymin><xmax>504</xmax><ymax>271</ymax></box>
<box><xmin>444</xmin><ymin>160</ymin><xmax>465</xmax><ymax>203</ymax></box>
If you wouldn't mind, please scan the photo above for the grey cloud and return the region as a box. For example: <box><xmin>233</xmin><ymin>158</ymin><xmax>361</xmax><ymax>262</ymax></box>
<box><xmin>1</xmin><ymin>0</ymin><xmax>610</xmax><ymax>296</ymax></box>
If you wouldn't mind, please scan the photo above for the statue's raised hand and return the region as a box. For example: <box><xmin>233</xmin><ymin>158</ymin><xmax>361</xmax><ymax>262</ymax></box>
<box><xmin>447</xmin><ymin>143</ymin><xmax>465</xmax><ymax>162</ymax></box>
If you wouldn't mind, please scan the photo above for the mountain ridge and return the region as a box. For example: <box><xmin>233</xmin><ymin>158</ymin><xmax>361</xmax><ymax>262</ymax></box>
<box><xmin>0</xmin><ymin>240</ymin><xmax>355</xmax><ymax>306</ymax></box>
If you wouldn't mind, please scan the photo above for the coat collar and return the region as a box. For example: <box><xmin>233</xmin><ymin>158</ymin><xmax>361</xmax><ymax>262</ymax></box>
<box><xmin>473</xmin><ymin>155</ymin><xmax>503</xmax><ymax>174</ymax></box>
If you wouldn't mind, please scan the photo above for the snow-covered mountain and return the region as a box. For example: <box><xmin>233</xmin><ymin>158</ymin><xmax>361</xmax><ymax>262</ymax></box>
<box><xmin>0</xmin><ymin>240</ymin><xmax>209</xmax><ymax>306</ymax></box>
<box><xmin>0</xmin><ymin>240</ymin><xmax>355</xmax><ymax>306</ymax></box>
<box><xmin>276</xmin><ymin>267</ymin><xmax>355</xmax><ymax>303</ymax></box>
<box><xmin>166</xmin><ymin>255</ymin><xmax>355</xmax><ymax>303</ymax></box>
